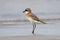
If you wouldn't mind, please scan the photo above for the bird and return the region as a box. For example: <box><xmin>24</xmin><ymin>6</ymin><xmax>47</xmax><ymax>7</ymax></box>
<box><xmin>23</xmin><ymin>8</ymin><xmax>46</xmax><ymax>34</ymax></box>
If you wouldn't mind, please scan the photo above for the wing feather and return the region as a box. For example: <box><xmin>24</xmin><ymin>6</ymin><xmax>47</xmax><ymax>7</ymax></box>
<box><xmin>29</xmin><ymin>13</ymin><xmax>46</xmax><ymax>24</ymax></box>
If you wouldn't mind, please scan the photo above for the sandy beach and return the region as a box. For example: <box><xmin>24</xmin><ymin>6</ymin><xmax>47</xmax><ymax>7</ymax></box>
<box><xmin>0</xmin><ymin>21</ymin><xmax>60</xmax><ymax>40</ymax></box>
<box><xmin>0</xmin><ymin>0</ymin><xmax>60</xmax><ymax>40</ymax></box>
<box><xmin>0</xmin><ymin>34</ymin><xmax>60</xmax><ymax>40</ymax></box>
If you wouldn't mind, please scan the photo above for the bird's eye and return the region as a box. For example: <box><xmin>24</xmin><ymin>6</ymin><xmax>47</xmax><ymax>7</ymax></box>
<box><xmin>25</xmin><ymin>9</ymin><xmax>28</xmax><ymax>11</ymax></box>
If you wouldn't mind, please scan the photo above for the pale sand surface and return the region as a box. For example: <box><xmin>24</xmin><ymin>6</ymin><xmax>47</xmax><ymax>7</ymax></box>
<box><xmin>0</xmin><ymin>34</ymin><xmax>60</xmax><ymax>40</ymax></box>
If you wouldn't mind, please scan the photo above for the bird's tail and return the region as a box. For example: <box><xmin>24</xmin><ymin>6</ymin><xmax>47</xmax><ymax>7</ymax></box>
<box><xmin>39</xmin><ymin>20</ymin><xmax>46</xmax><ymax>24</ymax></box>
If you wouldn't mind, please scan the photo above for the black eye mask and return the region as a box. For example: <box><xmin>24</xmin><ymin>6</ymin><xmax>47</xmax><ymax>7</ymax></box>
<box><xmin>25</xmin><ymin>9</ymin><xmax>28</xmax><ymax>11</ymax></box>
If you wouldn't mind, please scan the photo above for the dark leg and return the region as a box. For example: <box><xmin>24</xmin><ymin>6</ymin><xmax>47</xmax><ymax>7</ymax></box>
<box><xmin>32</xmin><ymin>22</ymin><xmax>36</xmax><ymax>34</ymax></box>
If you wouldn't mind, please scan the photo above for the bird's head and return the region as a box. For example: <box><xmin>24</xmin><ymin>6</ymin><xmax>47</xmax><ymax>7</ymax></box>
<box><xmin>23</xmin><ymin>8</ymin><xmax>31</xmax><ymax>14</ymax></box>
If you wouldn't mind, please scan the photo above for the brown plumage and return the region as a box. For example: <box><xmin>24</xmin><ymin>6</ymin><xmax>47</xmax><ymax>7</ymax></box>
<box><xmin>25</xmin><ymin>8</ymin><xmax>46</xmax><ymax>24</ymax></box>
<box><xmin>23</xmin><ymin>8</ymin><xmax>46</xmax><ymax>34</ymax></box>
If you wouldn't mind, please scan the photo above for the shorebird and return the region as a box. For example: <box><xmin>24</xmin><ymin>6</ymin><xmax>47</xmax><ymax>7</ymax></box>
<box><xmin>23</xmin><ymin>8</ymin><xmax>46</xmax><ymax>34</ymax></box>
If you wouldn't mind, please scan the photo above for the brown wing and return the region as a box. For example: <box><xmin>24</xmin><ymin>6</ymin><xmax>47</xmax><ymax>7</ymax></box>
<box><xmin>30</xmin><ymin>13</ymin><xmax>46</xmax><ymax>24</ymax></box>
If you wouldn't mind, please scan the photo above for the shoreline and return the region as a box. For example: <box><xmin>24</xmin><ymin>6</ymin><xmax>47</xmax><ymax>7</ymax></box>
<box><xmin>0</xmin><ymin>18</ymin><xmax>60</xmax><ymax>22</ymax></box>
<box><xmin>0</xmin><ymin>34</ymin><xmax>60</xmax><ymax>40</ymax></box>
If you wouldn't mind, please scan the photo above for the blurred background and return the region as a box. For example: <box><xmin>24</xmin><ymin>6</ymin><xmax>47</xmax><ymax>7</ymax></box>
<box><xmin>0</xmin><ymin>0</ymin><xmax>60</xmax><ymax>37</ymax></box>
<box><xmin>0</xmin><ymin>0</ymin><xmax>60</xmax><ymax>20</ymax></box>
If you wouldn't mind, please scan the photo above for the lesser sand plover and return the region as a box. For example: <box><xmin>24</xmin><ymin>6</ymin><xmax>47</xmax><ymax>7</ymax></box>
<box><xmin>23</xmin><ymin>8</ymin><xmax>46</xmax><ymax>34</ymax></box>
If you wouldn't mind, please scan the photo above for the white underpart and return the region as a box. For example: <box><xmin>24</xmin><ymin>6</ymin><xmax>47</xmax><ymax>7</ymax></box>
<box><xmin>25</xmin><ymin>11</ymin><xmax>40</xmax><ymax>23</ymax></box>
<box><xmin>26</xmin><ymin>17</ymin><xmax>40</xmax><ymax>23</ymax></box>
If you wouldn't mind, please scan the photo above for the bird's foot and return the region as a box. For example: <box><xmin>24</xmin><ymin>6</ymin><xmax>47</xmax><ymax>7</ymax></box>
<box><xmin>32</xmin><ymin>31</ymin><xmax>34</xmax><ymax>35</ymax></box>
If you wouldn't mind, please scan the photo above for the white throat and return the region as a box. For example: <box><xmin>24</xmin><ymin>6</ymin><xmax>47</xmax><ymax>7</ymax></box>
<box><xmin>25</xmin><ymin>11</ymin><xmax>29</xmax><ymax>14</ymax></box>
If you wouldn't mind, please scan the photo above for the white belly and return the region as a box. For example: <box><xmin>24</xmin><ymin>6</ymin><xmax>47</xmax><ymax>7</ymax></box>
<box><xmin>26</xmin><ymin>17</ymin><xmax>39</xmax><ymax>23</ymax></box>
<box><xmin>26</xmin><ymin>17</ymin><xmax>33</xmax><ymax>22</ymax></box>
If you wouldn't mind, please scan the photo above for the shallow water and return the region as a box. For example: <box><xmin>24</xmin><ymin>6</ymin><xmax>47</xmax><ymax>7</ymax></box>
<box><xmin>0</xmin><ymin>21</ymin><xmax>60</xmax><ymax>37</ymax></box>
<box><xmin>0</xmin><ymin>0</ymin><xmax>60</xmax><ymax>37</ymax></box>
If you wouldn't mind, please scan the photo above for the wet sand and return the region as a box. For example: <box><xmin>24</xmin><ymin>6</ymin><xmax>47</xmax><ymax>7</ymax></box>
<box><xmin>0</xmin><ymin>34</ymin><xmax>60</xmax><ymax>40</ymax></box>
